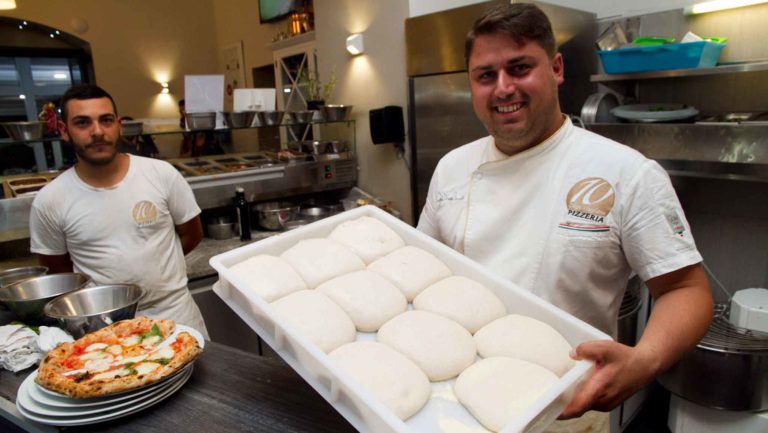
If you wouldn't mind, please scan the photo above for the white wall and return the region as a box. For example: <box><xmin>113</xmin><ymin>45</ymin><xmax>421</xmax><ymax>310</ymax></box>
<box><xmin>409</xmin><ymin>0</ymin><xmax>704</xmax><ymax>19</ymax></box>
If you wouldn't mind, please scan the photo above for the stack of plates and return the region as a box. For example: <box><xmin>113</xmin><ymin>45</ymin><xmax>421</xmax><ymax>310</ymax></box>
<box><xmin>16</xmin><ymin>325</ymin><xmax>203</xmax><ymax>426</ymax></box>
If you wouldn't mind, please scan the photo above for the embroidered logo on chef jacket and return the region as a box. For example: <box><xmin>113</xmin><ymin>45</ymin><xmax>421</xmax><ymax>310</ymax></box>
<box><xmin>558</xmin><ymin>177</ymin><xmax>615</xmax><ymax>232</ymax></box>
<box><xmin>665</xmin><ymin>209</ymin><xmax>686</xmax><ymax>236</ymax></box>
<box><xmin>132</xmin><ymin>200</ymin><xmax>158</xmax><ymax>227</ymax></box>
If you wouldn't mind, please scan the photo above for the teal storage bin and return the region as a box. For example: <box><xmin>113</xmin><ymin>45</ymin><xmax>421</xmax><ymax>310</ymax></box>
<box><xmin>597</xmin><ymin>41</ymin><xmax>726</xmax><ymax>74</ymax></box>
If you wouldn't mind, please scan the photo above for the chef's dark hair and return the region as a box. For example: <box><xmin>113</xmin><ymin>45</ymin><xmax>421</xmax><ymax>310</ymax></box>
<box><xmin>60</xmin><ymin>84</ymin><xmax>118</xmax><ymax>122</ymax></box>
<box><xmin>465</xmin><ymin>3</ymin><xmax>556</xmax><ymax>65</ymax></box>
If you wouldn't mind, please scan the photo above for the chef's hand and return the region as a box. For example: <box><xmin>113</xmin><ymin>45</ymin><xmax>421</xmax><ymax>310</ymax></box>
<box><xmin>558</xmin><ymin>340</ymin><xmax>656</xmax><ymax>419</ymax></box>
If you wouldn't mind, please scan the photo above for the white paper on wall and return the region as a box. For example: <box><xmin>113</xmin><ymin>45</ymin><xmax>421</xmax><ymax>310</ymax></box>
<box><xmin>233</xmin><ymin>88</ymin><xmax>276</xmax><ymax>112</ymax></box>
<box><xmin>185</xmin><ymin>75</ymin><xmax>225</xmax><ymax>129</ymax></box>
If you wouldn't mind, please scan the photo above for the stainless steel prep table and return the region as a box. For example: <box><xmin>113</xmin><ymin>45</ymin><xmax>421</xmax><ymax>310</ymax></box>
<box><xmin>0</xmin><ymin>342</ymin><xmax>356</xmax><ymax>433</ymax></box>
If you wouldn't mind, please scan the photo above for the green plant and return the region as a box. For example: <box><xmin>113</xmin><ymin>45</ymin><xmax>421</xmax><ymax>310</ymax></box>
<box><xmin>300</xmin><ymin>67</ymin><xmax>337</xmax><ymax>102</ymax></box>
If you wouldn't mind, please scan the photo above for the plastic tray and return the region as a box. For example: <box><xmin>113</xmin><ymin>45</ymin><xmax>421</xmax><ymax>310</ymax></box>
<box><xmin>597</xmin><ymin>41</ymin><xmax>726</xmax><ymax>74</ymax></box>
<box><xmin>209</xmin><ymin>205</ymin><xmax>611</xmax><ymax>433</ymax></box>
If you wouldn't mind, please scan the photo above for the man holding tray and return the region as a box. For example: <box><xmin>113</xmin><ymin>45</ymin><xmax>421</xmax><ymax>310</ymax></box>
<box><xmin>417</xmin><ymin>3</ymin><xmax>713</xmax><ymax>430</ymax></box>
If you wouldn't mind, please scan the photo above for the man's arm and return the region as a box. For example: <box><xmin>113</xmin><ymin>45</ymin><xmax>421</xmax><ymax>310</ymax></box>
<box><xmin>37</xmin><ymin>253</ymin><xmax>74</xmax><ymax>274</ymax></box>
<box><xmin>175</xmin><ymin>215</ymin><xmax>203</xmax><ymax>255</ymax></box>
<box><xmin>560</xmin><ymin>263</ymin><xmax>713</xmax><ymax>418</ymax></box>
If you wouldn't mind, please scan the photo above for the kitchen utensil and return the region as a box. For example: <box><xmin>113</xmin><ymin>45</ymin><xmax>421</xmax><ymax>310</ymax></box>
<box><xmin>283</xmin><ymin>219</ymin><xmax>309</xmax><ymax>230</ymax></box>
<box><xmin>0</xmin><ymin>273</ymin><xmax>91</xmax><ymax>322</ymax></box>
<box><xmin>610</xmin><ymin>103</ymin><xmax>699</xmax><ymax>123</ymax></box>
<box><xmin>299</xmin><ymin>206</ymin><xmax>336</xmax><ymax>222</ymax></box>
<box><xmin>120</xmin><ymin>120</ymin><xmax>143</xmax><ymax>136</ymax></box>
<box><xmin>250</xmin><ymin>111</ymin><xmax>266</xmax><ymax>127</ymax></box>
<box><xmin>0</xmin><ymin>266</ymin><xmax>48</xmax><ymax>288</ymax></box>
<box><xmin>222</xmin><ymin>111</ymin><xmax>257</xmax><ymax>128</ymax></box>
<box><xmin>185</xmin><ymin>112</ymin><xmax>216</xmax><ymax>130</ymax></box>
<box><xmin>580</xmin><ymin>92</ymin><xmax>620</xmax><ymax>124</ymax></box>
<box><xmin>1</xmin><ymin>121</ymin><xmax>45</xmax><ymax>141</ymax></box>
<box><xmin>658</xmin><ymin>303</ymin><xmax>768</xmax><ymax>411</ymax></box>
<box><xmin>254</xmin><ymin>201</ymin><xmax>299</xmax><ymax>230</ymax></box>
<box><xmin>261</xmin><ymin>110</ymin><xmax>285</xmax><ymax>126</ymax></box>
<box><xmin>206</xmin><ymin>217</ymin><xmax>236</xmax><ymax>240</ymax></box>
<box><xmin>321</xmin><ymin>105</ymin><xmax>353</xmax><ymax>121</ymax></box>
<box><xmin>595</xmin><ymin>22</ymin><xmax>628</xmax><ymax>51</ymax></box>
<box><xmin>44</xmin><ymin>284</ymin><xmax>145</xmax><ymax>338</ymax></box>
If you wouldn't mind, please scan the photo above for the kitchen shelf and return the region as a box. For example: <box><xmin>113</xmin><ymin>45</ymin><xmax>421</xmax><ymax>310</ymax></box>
<box><xmin>591</xmin><ymin>60</ymin><xmax>768</xmax><ymax>82</ymax></box>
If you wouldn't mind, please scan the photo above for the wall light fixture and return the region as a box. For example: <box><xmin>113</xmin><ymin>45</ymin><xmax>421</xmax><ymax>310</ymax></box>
<box><xmin>346</xmin><ymin>33</ymin><xmax>364</xmax><ymax>56</ymax></box>
<box><xmin>0</xmin><ymin>0</ymin><xmax>17</xmax><ymax>11</ymax></box>
<box><xmin>161</xmin><ymin>82</ymin><xmax>170</xmax><ymax>94</ymax></box>
<box><xmin>685</xmin><ymin>0</ymin><xmax>768</xmax><ymax>14</ymax></box>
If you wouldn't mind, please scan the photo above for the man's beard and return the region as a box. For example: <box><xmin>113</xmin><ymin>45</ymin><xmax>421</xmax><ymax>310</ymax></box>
<box><xmin>73</xmin><ymin>141</ymin><xmax>119</xmax><ymax>166</ymax></box>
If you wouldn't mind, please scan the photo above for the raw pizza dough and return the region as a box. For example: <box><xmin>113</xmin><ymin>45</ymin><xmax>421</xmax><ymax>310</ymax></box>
<box><xmin>270</xmin><ymin>290</ymin><xmax>356</xmax><ymax>353</ymax></box>
<box><xmin>279</xmin><ymin>238</ymin><xmax>365</xmax><ymax>288</ymax></box>
<box><xmin>327</xmin><ymin>216</ymin><xmax>405</xmax><ymax>264</ymax></box>
<box><xmin>316</xmin><ymin>270</ymin><xmax>407</xmax><ymax>332</ymax></box>
<box><xmin>329</xmin><ymin>341</ymin><xmax>430</xmax><ymax>420</ymax></box>
<box><xmin>474</xmin><ymin>314</ymin><xmax>575</xmax><ymax>377</ymax></box>
<box><xmin>228</xmin><ymin>254</ymin><xmax>307</xmax><ymax>302</ymax></box>
<box><xmin>413</xmin><ymin>276</ymin><xmax>506</xmax><ymax>334</ymax></box>
<box><xmin>454</xmin><ymin>357</ymin><xmax>558</xmax><ymax>432</ymax></box>
<box><xmin>368</xmin><ymin>245</ymin><xmax>452</xmax><ymax>301</ymax></box>
<box><xmin>377</xmin><ymin>310</ymin><xmax>476</xmax><ymax>381</ymax></box>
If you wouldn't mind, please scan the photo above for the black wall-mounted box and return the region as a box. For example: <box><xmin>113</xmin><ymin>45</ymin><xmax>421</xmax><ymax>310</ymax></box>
<box><xmin>369</xmin><ymin>105</ymin><xmax>405</xmax><ymax>144</ymax></box>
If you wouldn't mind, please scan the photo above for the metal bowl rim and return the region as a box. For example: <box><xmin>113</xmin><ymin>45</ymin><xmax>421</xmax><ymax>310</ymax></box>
<box><xmin>0</xmin><ymin>272</ymin><xmax>90</xmax><ymax>302</ymax></box>
<box><xmin>43</xmin><ymin>284</ymin><xmax>146</xmax><ymax>318</ymax></box>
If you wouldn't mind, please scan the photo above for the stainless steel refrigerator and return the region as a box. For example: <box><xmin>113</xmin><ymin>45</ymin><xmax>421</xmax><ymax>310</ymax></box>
<box><xmin>405</xmin><ymin>0</ymin><xmax>597</xmax><ymax>220</ymax></box>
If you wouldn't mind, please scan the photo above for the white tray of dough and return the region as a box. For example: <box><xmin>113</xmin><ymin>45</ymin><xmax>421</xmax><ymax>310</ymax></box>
<box><xmin>209</xmin><ymin>205</ymin><xmax>610</xmax><ymax>433</ymax></box>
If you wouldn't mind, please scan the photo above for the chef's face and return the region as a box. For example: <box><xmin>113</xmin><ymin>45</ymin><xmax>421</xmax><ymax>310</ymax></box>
<box><xmin>468</xmin><ymin>33</ymin><xmax>564</xmax><ymax>156</ymax></box>
<box><xmin>60</xmin><ymin>97</ymin><xmax>120</xmax><ymax>166</ymax></box>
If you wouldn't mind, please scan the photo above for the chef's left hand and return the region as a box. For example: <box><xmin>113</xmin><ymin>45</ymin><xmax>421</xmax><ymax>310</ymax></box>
<box><xmin>558</xmin><ymin>339</ymin><xmax>656</xmax><ymax>419</ymax></box>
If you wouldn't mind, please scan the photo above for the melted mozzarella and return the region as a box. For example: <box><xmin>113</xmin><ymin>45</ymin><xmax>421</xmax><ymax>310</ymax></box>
<box><xmin>84</xmin><ymin>342</ymin><xmax>108</xmax><ymax>352</ymax></box>
<box><xmin>79</xmin><ymin>351</ymin><xmax>110</xmax><ymax>361</ymax></box>
<box><xmin>134</xmin><ymin>362</ymin><xmax>161</xmax><ymax>375</ymax></box>
<box><xmin>105</xmin><ymin>344</ymin><xmax>123</xmax><ymax>355</ymax></box>
<box><xmin>62</xmin><ymin>368</ymin><xmax>88</xmax><ymax>377</ymax></box>
<box><xmin>91</xmin><ymin>368</ymin><xmax>132</xmax><ymax>381</ymax></box>
<box><xmin>85</xmin><ymin>355</ymin><xmax>115</xmax><ymax>373</ymax></box>
<box><xmin>141</xmin><ymin>335</ymin><xmax>161</xmax><ymax>349</ymax></box>
<box><xmin>147</xmin><ymin>346</ymin><xmax>174</xmax><ymax>361</ymax></box>
<box><xmin>120</xmin><ymin>334</ymin><xmax>141</xmax><ymax>346</ymax></box>
<box><xmin>122</xmin><ymin>354</ymin><xmax>148</xmax><ymax>364</ymax></box>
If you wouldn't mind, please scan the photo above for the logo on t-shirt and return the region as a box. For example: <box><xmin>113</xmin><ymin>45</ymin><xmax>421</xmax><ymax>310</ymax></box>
<box><xmin>132</xmin><ymin>201</ymin><xmax>158</xmax><ymax>227</ymax></box>
<box><xmin>558</xmin><ymin>177</ymin><xmax>615</xmax><ymax>232</ymax></box>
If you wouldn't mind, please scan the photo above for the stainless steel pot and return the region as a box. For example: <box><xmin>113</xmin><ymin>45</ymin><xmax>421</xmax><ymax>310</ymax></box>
<box><xmin>658</xmin><ymin>304</ymin><xmax>768</xmax><ymax>411</ymax></box>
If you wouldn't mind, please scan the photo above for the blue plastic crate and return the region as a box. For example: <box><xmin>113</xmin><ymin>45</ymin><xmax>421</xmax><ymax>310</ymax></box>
<box><xmin>597</xmin><ymin>41</ymin><xmax>726</xmax><ymax>74</ymax></box>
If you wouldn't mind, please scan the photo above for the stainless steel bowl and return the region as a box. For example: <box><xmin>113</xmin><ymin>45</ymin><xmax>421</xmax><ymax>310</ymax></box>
<box><xmin>320</xmin><ymin>105</ymin><xmax>353</xmax><ymax>122</ymax></box>
<box><xmin>261</xmin><ymin>110</ymin><xmax>285</xmax><ymax>126</ymax></box>
<box><xmin>44</xmin><ymin>284</ymin><xmax>145</xmax><ymax>338</ymax></box>
<box><xmin>254</xmin><ymin>201</ymin><xmax>299</xmax><ymax>230</ymax></box>
<box><xmin>286</xmin><ymin>110</ymin><xmax>316</xmax><ymax>124</ymax></box>
<box><xmin>185</xmin><ymin>112</ymin><xmax>216</xmax><ymax>130</ymax></box>
<box><xmin>0</xmin><ymin>273</ymin><xmax>91</xmax><ymax>322</ymax></box>
<box><xmin>0</xmin><ymin>266</ymin><xmax>48</xmax><ymax>288</ymax></box>
<box><xmin>222</xmin><ymin>111</ymin><xmax>257</xmax><ymax>128</ymax></box>
<box><xmin>1</xmin><ymin>121</ymin><xmax>45</xmax><ymax>140</ymax></box>
<box><xmin>207</xmin><ymin>216</ymin><xmax>236</xmax><ymax>240</ymax></box>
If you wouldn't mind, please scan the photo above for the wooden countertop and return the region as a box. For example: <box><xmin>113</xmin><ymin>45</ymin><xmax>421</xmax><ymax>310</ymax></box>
<box><xmin>0</xmin><ymin>342</ymin><xmax>356</xmax><ymax>433</ymax></box>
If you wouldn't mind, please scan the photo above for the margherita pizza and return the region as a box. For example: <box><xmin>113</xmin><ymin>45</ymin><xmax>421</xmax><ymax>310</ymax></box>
<box><xmin>36</xmin><ymin>317</ymin><xmax>203</xmax><ymax>398</ymax></box>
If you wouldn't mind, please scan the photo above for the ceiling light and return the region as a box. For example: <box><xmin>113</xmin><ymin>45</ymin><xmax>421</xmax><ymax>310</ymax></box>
<box><xmin>0</xmin><ymin>0</ymin><xmax>17</xmax><ymax>10</ymax></box>
<box><xmin>53</xmin><ymin>73</ymin><xmax>68</xmax><ymax>80</ymax></box>
<box><xmin>685</xmin><ymin>0</ymin><xmax>768</xmax><ymax>14</ymax></box>
<box><xmin>346</xmin><ymin>33</ymin><xmax>364</xmax><ymax>56</ymax></box>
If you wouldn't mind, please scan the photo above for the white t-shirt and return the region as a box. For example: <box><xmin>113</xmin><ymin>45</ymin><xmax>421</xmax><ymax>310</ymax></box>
<box><xmin>418</xmin><ymin>118</ymin><xmax>702</xmax><ymax>337</ymax></box>
<box><xmin>30</xmin><ymin>154</ymin><xmax>207</xmax><ymax>336</ymax></box>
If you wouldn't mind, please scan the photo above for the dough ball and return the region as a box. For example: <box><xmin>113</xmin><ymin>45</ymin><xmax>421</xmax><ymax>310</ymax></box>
<box><xmin>280</xmin><ymin>238</ymin><xmax>365</xmax><ymax>288</ymax></box>
<box><xmin>474</xmin><ymin>314</ymin><xmax>575</xmax><ymax>377</ymax></box>
<box><xmin>329</xmin><ymin>341</ymin><xmax>430</xmax><ymax>420</ymax></box>
<box><xmin>228</xmin><ymin>254</ymin><xmax>307</xmax><ymax>302</ymax></box>
<box><xmin>413</xmin><ymin>276</ymin><xmax>506</xmax><ymax>334</ymax></box>
<box><xmin>368</xmin><ymin>246</ymin><xmax>452</xmax><ymax>302</ymax></box>
<box><xmin>328</xmin><ymin>216</ymin><xmax>405</xmax><ymax>264</ymax></box>
<box><xmin>316</xmin><ymin>270</ymin><xmax>407</xmax><ymax>332</ymax></box>
<box><xmin>377</xmin><ymin>310</ymin><xmax>476</xmax><ymax>381</ymax></box>
<box><xmin>270</xmin><ymin>290</ymin><xmax>356</xmax><ymax>353</ymax></box>
<box><xmin>454</xmin><ymin>357</ymin><xmax>558</xmax><ymax>432</ymax></box>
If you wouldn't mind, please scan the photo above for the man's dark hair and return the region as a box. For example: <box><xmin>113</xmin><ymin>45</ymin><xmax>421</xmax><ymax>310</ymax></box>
<box><xmin>465</xmin><ymin>3</ymin><xmax>556</xmax><ymax>66</ymax></box>
<box><xmin>60</xmin><ymin>84</ymin><xmax>117</xmax><ymax>122</ymax></box>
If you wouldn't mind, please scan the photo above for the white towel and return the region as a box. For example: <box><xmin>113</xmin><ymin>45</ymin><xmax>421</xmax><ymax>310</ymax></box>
<box><xmin>0</xmin><ymin>325</ymin><xmax>73</xmax><ymax>372</ymax></box>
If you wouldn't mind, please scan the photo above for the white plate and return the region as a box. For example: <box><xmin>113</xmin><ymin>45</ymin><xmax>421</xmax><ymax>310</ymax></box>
<box><xmin>27</xmin><ymin>363</ymin><xmax>193</xmax><ymax>409</ymax></box>
<box><xmin>610</xmin><ymin>103</ymin><xmax>699</xmax><ymax>122</ymax></box>
<box><xmin>37</xmin><ymin>323</ymin><xmax>204</xmax><ymax>399</ymax></box>
<box><xmin>17</xmin><ymin>366</ymin><xmax>192</xmax><ymax>426</ymax></box>
<box><xmin>18</xmin><ymin>367</ymin><xmax>191</xmax><ymax>417</ymax></box>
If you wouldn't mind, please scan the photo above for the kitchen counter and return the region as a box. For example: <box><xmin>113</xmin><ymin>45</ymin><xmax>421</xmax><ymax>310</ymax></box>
<box><xmin>185</xmin><ymin>231</ymin><xmax>279</xmax><ymax>280</ymax></box>
<box><xmin>0</xmin><ymin>341</ymin><xmax>356</xmax><ymax>433</ymax></box>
